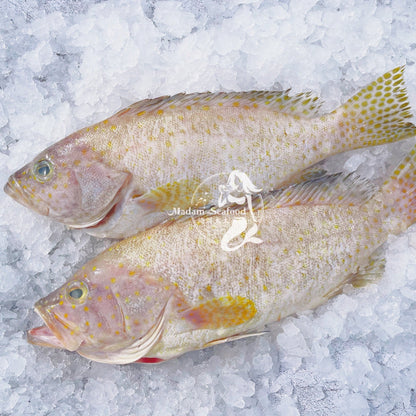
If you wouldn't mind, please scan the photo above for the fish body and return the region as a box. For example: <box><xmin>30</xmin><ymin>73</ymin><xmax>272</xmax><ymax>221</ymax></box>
<box><xmin>5</xmin><ymin>67</ymin><xmax>416</xmax><ymax>238</ymax></box>
<box><xmin>28</xmin><ymin>144</ymin><xmax>416</xmax><ymax>364</ymax></box>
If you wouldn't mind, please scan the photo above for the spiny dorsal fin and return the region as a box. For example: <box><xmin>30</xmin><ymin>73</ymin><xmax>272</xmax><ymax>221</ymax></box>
<box><xmin>164</xmin><ymin>173</ymin><xmax>377</xmax><ymax>225</ymax></box>
<box><xmin>261</xmin><ymin>172</ymin><xmax>377</xmax><ymax>209</ymax></box>
<box><xmin>111</xmin><ymin>90</ymin><xmax>323</xmax><ymax>120</ymax></box>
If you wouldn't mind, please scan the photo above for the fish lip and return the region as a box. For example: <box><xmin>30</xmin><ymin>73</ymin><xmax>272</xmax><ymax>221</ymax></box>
<box><xmin>4</xmin><ymin>176</ymin><xmax>30</xmax><ymax>207</ymax></box>
<box><xmin>4</xmin><ymin>175</ymin><xmax>49</xmax><ymax>215</ymax></box>
<box><xmin>27</xmin><ymin>325</ymin><xmax>66</xmax><ymax>349</ymax></box>
<box><xmin>30</xmin><ymin>303</ymin><xmax>81</xmax><ymax>352</ymax></box>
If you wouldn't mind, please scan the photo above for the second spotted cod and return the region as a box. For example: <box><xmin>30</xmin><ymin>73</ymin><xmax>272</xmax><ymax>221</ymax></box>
<box><xmin>5</xmin><ymin>67</ymin><xmax>416</xmax><ymax>238</ymax></box>
<box><xmin>28</xmin><ymin>145</ymin><xmax>416</xmax><ymax>364</ymax></box>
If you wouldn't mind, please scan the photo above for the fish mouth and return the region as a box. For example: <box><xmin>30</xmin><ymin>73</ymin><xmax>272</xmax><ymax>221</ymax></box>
<box><xmin>27</xmin><ymin>325</ymin><xmax>66</xmax><ymax>349</ymax></box>
<box><xmin>28</xmin><ymin>304</ymin><xmax>82</xmax><ymax>352</ymax></box>
<box><xmin>4</xmin><ymin>175</ymin><xmax>49</xmax><ymax>216</ymax></box>
<box><xmin>4</xmin><ymin>176</ymin><xmax>31</xmax><ymax>208</ymax></box>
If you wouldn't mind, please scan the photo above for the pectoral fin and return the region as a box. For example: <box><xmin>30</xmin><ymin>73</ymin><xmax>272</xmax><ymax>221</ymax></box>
<box><xmin>133</xmin><ymin>178</ymin><xmax>212</xmax><ymax>212</ymax></box>
<box><xmin>182</xmin><ymin>296</ymin><xmax>257</xmax><ymax>330</ymax></box>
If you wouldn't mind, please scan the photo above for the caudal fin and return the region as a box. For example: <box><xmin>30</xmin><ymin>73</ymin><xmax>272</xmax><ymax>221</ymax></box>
<box><xmin>332</xmin><ymin>67</ymin><xmax>416</xmax><ymax>151</ymax></box>
<box><xmin>381</xmin><ymin>145</ymin><xmax>416</xmax><ymax>228</ymax></box>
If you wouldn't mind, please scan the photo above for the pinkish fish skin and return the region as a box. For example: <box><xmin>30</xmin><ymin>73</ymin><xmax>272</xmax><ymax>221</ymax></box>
<box><xmin>28</xmin><ymin>144</ymin><xmax>416</xmax><ymax>364</ymax></box>
<box><xmin>4</xmin><ymin>67</ymin><xmax>416</xmax><ymax>238</ymax></box>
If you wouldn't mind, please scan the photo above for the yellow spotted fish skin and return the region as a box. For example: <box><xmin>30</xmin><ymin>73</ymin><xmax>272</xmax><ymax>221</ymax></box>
<box><xmin>86</xmin><ymin>68</ymin><xmax>414</xmax><ymax>188</ymax></box>
<box><xmin>5</xmin><ymin>67</ymin><xmax>416</xmax><ymax>238</ymax></box>
<box><xmin>29</xmin><ymin>144</ymin><xmax>416</xmax><ymax>363</ymax></box>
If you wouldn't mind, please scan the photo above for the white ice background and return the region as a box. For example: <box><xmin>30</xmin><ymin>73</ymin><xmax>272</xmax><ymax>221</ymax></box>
<box><xmin>1</xmin><ymin>0</ymin><xmax>416</xmax><ymax>415</ymax></box>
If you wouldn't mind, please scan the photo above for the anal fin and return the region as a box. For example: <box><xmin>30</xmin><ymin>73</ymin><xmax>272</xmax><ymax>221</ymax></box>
<box><xmin>203</xmin><ymin>331</ymin><xmax>269</xmax><ymax>348</ymax></box>
<box><xmin>323</xmin><ymin>248</ymin><xmax>386</xmax><ymax>300</ymax></box>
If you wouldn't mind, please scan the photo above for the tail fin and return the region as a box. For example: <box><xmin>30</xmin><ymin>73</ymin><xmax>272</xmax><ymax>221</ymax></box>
<box><xmin>332</xmin><ymin>67</ymin><xmax>416</xmax><ymax>151</ymax></box>
<box><xmin>381</xmin><ymin>145</ymin><xmax>416</xmax><ymax>228</ymax></box>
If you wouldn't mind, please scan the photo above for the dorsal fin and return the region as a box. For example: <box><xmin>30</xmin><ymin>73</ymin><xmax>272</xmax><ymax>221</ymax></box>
<box><xmin>111</xmin><ymin>90</ymin><xmax>323</xmax><ymax>120</ymax></box>
<box><xmin>261</xmin><ymin>172</ymin><xmax>377</xmax><ymax>209</ymax></box>
<box><xmin>165</xmin><ymin>173</ymin><xmax>377</xmax><ymax>225</ymax></box>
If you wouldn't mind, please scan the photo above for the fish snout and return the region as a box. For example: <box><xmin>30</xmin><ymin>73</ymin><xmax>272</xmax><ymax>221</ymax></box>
<box><xmin>4</xmin><ymin>175</ymin><xmax>49</xmax><ymax>215</ymax></box>
<box><xmin>4</xmin><ymin>175</ymin><xmax>22</xmax><ymax>199</ymax></box>
<box><xmin>4</xmin><ymin>175</ymin><xmax>30</xmax><ymax>206</ymax></box>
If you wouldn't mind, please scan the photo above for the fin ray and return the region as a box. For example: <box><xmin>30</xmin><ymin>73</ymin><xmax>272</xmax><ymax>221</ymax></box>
<box><xmin>381</xmin><ymin>144</ymin><xmax>416</xmax><ymax>227</ymax></box>
<box><xmin>203</xmin><ymin>331</ymin><xmax>269</xmax><ymax>348</ymax></box>
<box><xmin>323</xmin><ymin>249</ymin><xmax>386</xmax><ymax>300</ymax></box>
<box><xmin>182</xmin><ymin>296</ymin><xmax>257</xmax><ymax>330</ymax></box>
<box><xmin>134</xmin><ymin>179</ymin><xmax>212</xmax><ymax>212</ymax></box>
<box><xmin>112</xmin><ymin>90</ymin><xmax>323</xmax><ymax>119</ymax></box>
<box><xmin>334</xmin><ymin>66</ymin><xmax>416</xmax><ymax>150</ymax></box>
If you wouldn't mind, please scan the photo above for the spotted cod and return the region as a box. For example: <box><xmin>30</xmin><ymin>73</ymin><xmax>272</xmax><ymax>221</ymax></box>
<box><xmin>28</xmin><ymin>144</ymin><xmax>416</xmax><ymax>364</ymax></box>
<box><xmin>4</xmin><ymin>67</ymin><xmax>416</xmax><ymax>238</ymax></box>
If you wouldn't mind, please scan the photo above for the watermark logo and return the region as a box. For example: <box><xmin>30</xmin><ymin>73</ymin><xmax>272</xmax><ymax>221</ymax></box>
<box><xmin>189</xmin><ymin>170</ymin><xmax>264</xmax><ymax>252</ymax></box>
<box><xmin>217</xmin><ymin>171</ymin><xmax>263</xmax><ymax>251</ymax></box>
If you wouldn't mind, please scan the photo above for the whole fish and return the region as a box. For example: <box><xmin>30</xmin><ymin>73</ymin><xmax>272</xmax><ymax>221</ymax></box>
<box><xmin>5</xmin><ymin>67</ymin><xmax>416</xmax><ymax>238</ymax></box>
<box><xmin>28</xmin><ymin>144</ymin><xmax>416</xmax><ymax>364</ymax></box>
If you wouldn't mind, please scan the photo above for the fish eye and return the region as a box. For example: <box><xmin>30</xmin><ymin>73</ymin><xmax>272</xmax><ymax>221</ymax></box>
<box><xmin>66</xmin><ymin>281</ymin><xmax>88</xmax><ymax>304</ymax></box>
<box><xmin>69</xmin><ymin>288</ymin><xmax>83</xmax><ymax>299</ymax></box>
<box><xmin>33</xmin><ymin>159</ymin><xmax>53</xmax><ymax>183</ymax></box>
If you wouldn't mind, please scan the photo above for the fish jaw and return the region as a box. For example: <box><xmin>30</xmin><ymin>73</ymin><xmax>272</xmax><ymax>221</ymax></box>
<box><xmin>27</xmin><ymin>325</ymin><xmax>65</xmax><ymax>349</ymax></box>
<box><xmin>4</xmin><ymin>174</ymin><xmax>49</xmax><ymax>216</ymax></box>
<box><xmin>28</xmin><ymin>302</ymin><xmax>83</xmax><ymax>352</ymax></box>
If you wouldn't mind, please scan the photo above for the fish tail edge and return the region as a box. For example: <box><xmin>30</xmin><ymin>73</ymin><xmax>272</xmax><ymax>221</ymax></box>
<box><xmin>381</xmin><ymin>144</ymin><xmax>416</xmax><ymax>228</ymax></box>
<box><xmin>333</xmin><ymin>66</ymin><xmax>416</xmax><ymax>150</ymax></box>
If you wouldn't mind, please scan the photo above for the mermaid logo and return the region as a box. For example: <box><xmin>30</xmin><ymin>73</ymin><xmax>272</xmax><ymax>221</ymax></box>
<box><xmin>217</xmin><ymin>171</ymin><xmax>263</xmax><ymax>251</ymax></box>
<box><xmin>191</xmin><ymin>170</ymin><xmax>264</xmax><ymax>251</ymax></box>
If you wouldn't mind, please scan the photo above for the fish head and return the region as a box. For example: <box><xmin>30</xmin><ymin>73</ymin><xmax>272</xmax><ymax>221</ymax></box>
<box><xmin>4</xmin><ymin>138</ymin><xmax>131</xmax><ymax>228</ymax></box>
<box><xmin>28</xmin><ymin>265</ymin><xmax>128</xmax><ymax>352</ymax></box>
<box><xmin>28</xmin><ymin>256</ymin><xmax>178</xmax><ymax>363</ymax></box>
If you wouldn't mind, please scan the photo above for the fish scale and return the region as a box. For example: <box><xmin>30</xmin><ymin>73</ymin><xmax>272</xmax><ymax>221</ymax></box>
<box><xmin>28</xmin><ymin>143</ymin><xmax>416</xmax><ymax>363</ymax></box>
<box><xmin>5</xmin><ymin>67</ymin><xmax>416</xmax><ymax>238</ymax></box>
